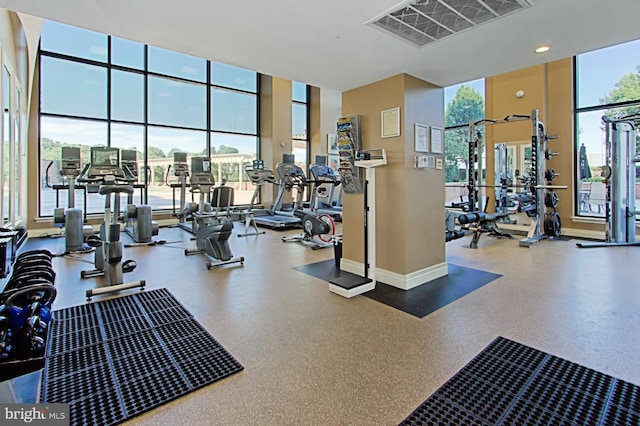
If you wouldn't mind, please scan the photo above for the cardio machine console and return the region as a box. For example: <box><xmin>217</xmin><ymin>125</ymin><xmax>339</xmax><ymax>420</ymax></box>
<box><xmin>247</xmin><ymin>169</ymin><xmax>276</xmax><ymax>184</ymax></box>
<box><xmin>277</xmin><ymin>163</ymin><xmax>306</xmax><ymax>189</ymax></box>
<box><xmin>120</xmin><ymin>149</ymin><xmax>139</xmax><ymax>182</ymax></box>
<box><xmin>60</xmin><ymin>147</ymin><xmax>82</xmax><ymax>177</ymax></box>
<box><xmin>190</xmin><ymin>157</ymin><xmax>215</xmax><ymax>186</ymax></box>
<box><xmin>310</xmin><ymin>164</ymin><xmax>339</xmax><ymax>183</ymax></box>
<box><xmin>87</xmin><ymin>147</ymin><xmax>125</xmax><ymax>178</ymax></box>
<box><xmin>173</xmin><ymin>152</ymin><xmax>189</xmax><ymax>177</ymax></box>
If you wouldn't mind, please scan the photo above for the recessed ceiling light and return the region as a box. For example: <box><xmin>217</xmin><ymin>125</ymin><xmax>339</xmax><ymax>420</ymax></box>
<box><xmin>535</xmin><ymin>46</ymin><xmax>551</xmax><ymax>53</ymax></box>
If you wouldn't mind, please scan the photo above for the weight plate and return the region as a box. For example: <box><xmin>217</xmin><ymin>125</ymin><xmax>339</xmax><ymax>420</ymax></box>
<box><xmin>544</xmin><ymin>169</ymin><xmax>558</xmax><ymax>182</ymax></box>
<box><xmin>544</xmin><ymin>191</ymin><xmax>559</xmax><ymax>208</ymax></box>
<box><xmin>544</xmin><ymin>212</ymin><xmax>562</xmax><ymax>237</ymax></box>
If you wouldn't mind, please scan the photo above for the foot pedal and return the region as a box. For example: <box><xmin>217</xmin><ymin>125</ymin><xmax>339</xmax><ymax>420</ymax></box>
<box><xmin>122</xmin><ymin>259</ymin><xmax>137</xmax><ymax>273</ymax></box>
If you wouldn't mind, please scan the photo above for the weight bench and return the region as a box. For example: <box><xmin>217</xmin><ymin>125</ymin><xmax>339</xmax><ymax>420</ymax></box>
<box><xmin>457</xmin><ymin>211</ymin><xmax>513</xmax><ymax>249</ymax></box>
<box><xmin>445</xmin><ymin>210</ymin><xmax>466</xmax><ymax>242</ymax></box>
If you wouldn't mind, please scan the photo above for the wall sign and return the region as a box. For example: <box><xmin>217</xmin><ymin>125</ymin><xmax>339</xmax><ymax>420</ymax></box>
<box><xmin>381</xmin><ymin>107</ymin><xmax>400</xmax><ymax>138</ymax></box>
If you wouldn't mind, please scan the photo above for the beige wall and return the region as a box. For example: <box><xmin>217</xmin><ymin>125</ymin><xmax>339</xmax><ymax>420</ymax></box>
<box><xmin>342</xmin><ymin>74</ymin><xmax>445</xmax><ymax>276</ymax></box>
<box><xmin>342</xmin><ymin>75</ymin><xmax>405</xmax><ymax>266</ymax></box>
<box><xmin>402</xmin><ymin>74</ymin><xmax>445</xmax><ymax>273</ymax></box>
<box><xmin>486</xmin><ymin>58</ymin><xmax>602</xmax><ymax>233</ymax></box>
<box><xmin>26</xmin><ymin>58</ymin><xmax>40</xmax><ymax>228</ymax></box>
<box><xmin>259</xmin><ymin>75</ymin><xmax>292</xmax><ymax>206</ymax></box>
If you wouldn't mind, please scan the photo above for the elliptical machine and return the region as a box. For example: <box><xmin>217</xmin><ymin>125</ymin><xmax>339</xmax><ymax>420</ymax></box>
<box><xmin>79</xmin><ymin>147</ymin><xmax>145</xmax><ymax>301</ymax></box>
<box><xmin>183</xmin><ymin>157</ymin><xmax>244</xmax><ymax>269</ymax></box>
<box><xmin>119</xmin><ymin>149</ymin><xmax>160</xmax><ymax>245</ymax></box>
<box><xmin>52</xmin><ymin>147</ymin><xmax>93</xmax><ymax>253</ymax></box>
<box><xmin>278</xmin><ymin>162</ymin><xmax>335</xmax><ymax>250</ymax></box>
<box><xmin>168</xmin><ymin>152</ymin><xmax>194</xmax><ymax>234</ymax></box>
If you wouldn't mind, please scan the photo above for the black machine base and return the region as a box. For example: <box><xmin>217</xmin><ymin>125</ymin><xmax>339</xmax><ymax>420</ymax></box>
<box><xmin>329</xmin><ymin>274</ymin><xmax>372</xmax><ymax>289</ymax></box>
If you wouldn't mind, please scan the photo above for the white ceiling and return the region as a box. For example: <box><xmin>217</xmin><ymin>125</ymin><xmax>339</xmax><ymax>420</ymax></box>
<box><xmin>2</xmin><ymin>0</ymin><xmax>640</xmax><ymax>92</ymax></box>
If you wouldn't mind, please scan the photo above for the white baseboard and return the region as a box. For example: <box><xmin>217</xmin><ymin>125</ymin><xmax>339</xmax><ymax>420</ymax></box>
<box><xmin>339</xmin><ymin>258</ymin><xmax>366</xmax><ymax>277</ymax></box>
<box><xmin>376</xmin><ymin>262</ymin><xmax>449</xmax><ymax>290</ymax></box>
<box><xmin>339</xmin><ymin>258</ymin><xmax>449</xmax><ymax>291</ymax></box>
<box><xmin>329</xmin><ymin>282</ymin><xmax>375</xmax><ymax>298</ymax></box>
<box><xmin>561</xmin><ymin>227</ymin><xmax>605</xmax><ymax>240</ymax></box>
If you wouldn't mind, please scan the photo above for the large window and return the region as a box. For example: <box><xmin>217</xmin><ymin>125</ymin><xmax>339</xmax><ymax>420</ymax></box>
<box><xmin>39</xmin><ymin>20</ymin><xmax>259</xmax><ymax>215</ymax></box>
<box><xmin>40</xmin><ymin>56</ymin><xmax>107</xmax><ymax>119</ymax></box>
<box><xmin>443</xmin><ymin>79</ymin><xmax>485</xmax><ymax>205</ymax></box>
<box><xmin>574</xmin><ymin>38</ymin><xmax>640</xmax><ymax>217</ymax></box>
<box><xmin>292</xmin><ymin>81</ymin><xmax>309</xmax><ymax>172</ymax></box>
<box><xmin>148</xmin><ymin>76</ymin><xmax>207</xmax><ymax>129</ymax></box>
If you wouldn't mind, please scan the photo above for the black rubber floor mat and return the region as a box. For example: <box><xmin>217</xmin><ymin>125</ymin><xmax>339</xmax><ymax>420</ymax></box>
<box><xmin>400</xmin><ymin>337</ymin><xmax>640</xmax><ymax>425</ymax></box>
<box><xmin>293</xmin><ymin>260</ymin><xmax>501</xmax><ymax>318</ymax></box>
<box><xmin>364</xmin><ymin>264</ymin><xmax>501</xmax><ymax>318</ymax></box>
<box><xmin>40</xmin><ymin>288</ymin><xmax>244</xmax><ymax>426</ymax></box>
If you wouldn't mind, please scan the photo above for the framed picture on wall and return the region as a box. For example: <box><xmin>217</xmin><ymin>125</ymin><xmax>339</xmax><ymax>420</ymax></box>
<box><xmin>430</xmin><ymin>126</ymin><xmax>443</xmax><ymax>154</ymax></box>
<box><xmin>414</xmin><ymin>123</ymin><xmax>429</xmax><ymax>152</ymax></box>
<box><xmin>381</xmin><ymin>107</ymin><xmax>401</xmax><ymax>138</ymax></box>
<box><xmin>328</xmin><ymin>133</ymin><xmax>339</xmax><ymax>154</ymax></box>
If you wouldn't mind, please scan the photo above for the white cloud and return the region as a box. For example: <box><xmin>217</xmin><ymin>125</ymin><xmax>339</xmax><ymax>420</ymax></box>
<box><xmin>41</xmin><ymin>117</ymin><xmax>107</xmax><ymax>146</ymax></box>
<box><xmin>180</xmin><ymin>66</ymin><xmax>200</xmax><ymax>76</ymax></box>
<box><xmin>89</xmin><ymin>46</ymin><xmax>107</xmax><ymax>57</ymax></box>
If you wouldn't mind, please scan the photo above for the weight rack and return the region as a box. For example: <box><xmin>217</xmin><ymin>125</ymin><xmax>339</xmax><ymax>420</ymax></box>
<box><xmin>520</xmin><ymin>110</ymin><xmax>562</xmax><ymax>247</ymax></box>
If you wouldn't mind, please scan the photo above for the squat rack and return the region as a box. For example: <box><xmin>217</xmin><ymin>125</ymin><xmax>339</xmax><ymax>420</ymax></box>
<box><xmin>467</xmin><ymin>113</ymin><xmax>531</xmax><ymax>213</ymax></box>
<box><xmin>466</xmin><ymin>109</ymin><xmax>565</xmax><ymax>247</ymax></box>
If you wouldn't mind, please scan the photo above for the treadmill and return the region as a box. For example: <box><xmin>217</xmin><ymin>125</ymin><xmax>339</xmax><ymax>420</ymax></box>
<box><xmin>308</xmin><ymin>156</ymin><xmax>342</xmax><ymax>221</ymax></box>
<box><xmin>250</xmin><ymin>159</ymin><xmax>301</xmax><ymax>229</ymax></box>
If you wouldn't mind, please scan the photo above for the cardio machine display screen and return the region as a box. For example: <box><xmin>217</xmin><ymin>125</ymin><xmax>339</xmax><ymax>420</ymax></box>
<box><xmin>191</xmin><ymin>157</ymin><xmax>211</xmax><ymax>173</ymax></box>
<box><xmin>92</xmin><ymin>148</ymin><xmax>120</xmax><ymax>167</ymax></box>
<box><xmin>121</xmin><ymin>150</ymin><xmax>137</xmax><ymax>162</ymax></box>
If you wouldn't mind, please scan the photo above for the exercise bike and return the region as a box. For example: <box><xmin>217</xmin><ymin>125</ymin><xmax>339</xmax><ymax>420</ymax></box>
<box><xmin>278</xmin><ymin>162</ymin><xmax>335</xmax><ymax>250</ymax></box>
<box><xmin>183</xmin><ymin>157</ymin><xmax>244</xmax><ymax>269</ymax></box>
<box><xmin>79</xmin><ymin>146</ymin><xmax>146</xmax><ymax>301</ymax></box>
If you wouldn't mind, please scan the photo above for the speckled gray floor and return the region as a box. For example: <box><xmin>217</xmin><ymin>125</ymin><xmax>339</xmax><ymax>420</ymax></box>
<box><xmin>21</xmin><ymin>225</ymin><xmax>640</xmax><ymax>425</ymax></box>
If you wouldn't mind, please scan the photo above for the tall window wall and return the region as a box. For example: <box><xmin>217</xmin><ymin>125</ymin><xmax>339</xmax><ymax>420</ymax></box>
<box><xmin>292</xmin><ymin>81</ymin><xmax>309</xmax><ymax>171</ymax></box>
<box><xmin>39</xmin><ymin>21</ymin><xmax>259</xmax><ymax>216</ymax></box>
<box><xmin>444</xmin><ymin>79</ymin><xmax>485</xmax><ymax>205</ymax></box>
<box><xmin>1</xmin><ymin>57</ymin><xmax>23</xmax><ymax>226</ymax></box>
<box><xmin>574</xmin><ymin>38</ymin><xmax>640</xmax><ymax>217</ymax></box>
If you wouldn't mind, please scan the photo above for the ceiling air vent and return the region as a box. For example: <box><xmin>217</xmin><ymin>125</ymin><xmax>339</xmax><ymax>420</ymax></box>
<box><xmin>369</xmin><ymin>0</ymin><xmax>532</xmax><ymax>47</ymax></box>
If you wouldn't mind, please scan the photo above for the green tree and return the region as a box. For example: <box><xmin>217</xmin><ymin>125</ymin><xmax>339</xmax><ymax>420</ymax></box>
<box><xmin>600</xmin><ymin>66</ymin><xmax>640</xmax><ymax>150</ymax></box>
<box><xmin>444</xmin><ymin>85</ymin><xmax>484</xmax><ymax>182</ymax></box>
<box><xmin>147</xmin><ymin>146</ymin><xmax>166</xmax><ymax>159</ymax></box>
<box><xmin>167</xmin><ymin>148</ymin><xmax>185</xmax><ymax>159</ymax></box>
<box><xmin>216</xmin><ymin>145</ymin><xmax>239</xmax><ymax>154</ymax></box>
<box><xmin>600</xmin><ymin>66</ymin><xmax>640</xmax><ymax>108</ymax></box>
<box><xmin>153</xmin><ymin>165</ymin><xmax>165</xmax><ymax>185</ymax></box>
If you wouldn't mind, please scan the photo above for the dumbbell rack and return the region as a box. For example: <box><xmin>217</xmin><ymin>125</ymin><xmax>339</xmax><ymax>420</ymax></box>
<box><xmin>0</xmin><ymin>249</ymin><xmax>57</xmax><ymax>382</ymax></box>
<box><xmin>519</xmin><ymin>110</ymin><xmax>563</xmax><ymax>247</ymax></box>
